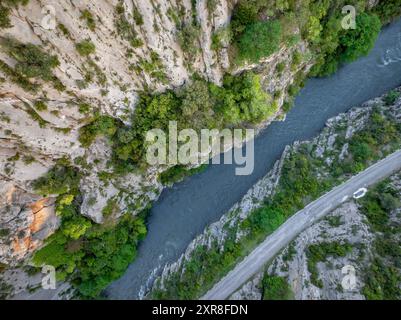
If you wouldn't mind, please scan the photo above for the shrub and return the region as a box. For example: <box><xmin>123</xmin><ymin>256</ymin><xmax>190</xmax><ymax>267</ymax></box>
<box><xmin>359</xmin><ymin>180</ymin><xmax>401</xmax><ymax>300</ymax></box>
<box><xmin>0</xmin><ymin>59</ymin><xmax>38</xmax><ymax>92</ymax></box>
<box><xmin>79</xmin><ymin>115</ymin><xmax>118</xmax><ymax>147</ymax></box>
<box><xmin>218</xmin><ymin>71</ymin><xmax>273</xmax><ymax>124</ymax></box>
<box><xmin>115</xmin><ymin>2</ymin><xmax>143</xmax><ymax>48</ymax></box>
<box><xmin>363</xmin><ymin>258</ymin><xmax>401</xmax><ymax>300</ymax></box>
<box><xmin>62</xmin><ymin>216</ymin><xmax>92</xmax><ymax>239</ymax></box>
<box><xmin>338</xmin><ymin>13</ymin><xmax>381</xmax><ymax>63</ymax></box>
<box><xmin>75</xmin><ymin>40</ymin><xmax>96</xmax><ymax>56</ymax></box>
<box><xmin>244</xmin><ymin>205</ymin><xmax>286</xmax><ymax>235</ymax></box>
<box><xmin>0</xmin><ymin>5</ymin><xmax>12</xmax><ymax>29</ymax></box>
<box><xmin>32</xmin><ymin>165</ymin><xmax>80</xmax><ymax>196</ymax></box>
<box><xmin>384</xmin><ymin>90</ymin><xmax>400</xmax><ymax>106</ymax></box>
<box><xmin>80</xmin><ymin>9</ymin><xmax>96</xmax><ymax>31</ymax></box>
<box><xmin>0</xmin><ymin>37</ymin><xmax>59</xmax><ymax>83</ymax></box>
<box><xmin>276</xmin><ymin>62</ymin><xmax>285</xmax><ymax>73</ymax></box>
<box><xmin>0</xmin><ymin>0</ymin><xmax>29</xmax><ymax>29</ymax></box>
<box><xmin>58</xmin><ymin>23</ymin><xmax>70</xmax><ymax>36</ymax></box>
<box><xmin>0</xmin><ymin>228</ymin><xmax>10</xmax><ymax>238</ymax></box>
<box><xmin>262</xmin><ymin>275</ymin><xmax>293</xmax><ymax>300</ymax></box>
<box><xmin>306</xmin><ymin>241</ymin><xmax>352</xmax><ymax>288</ymax></box>
<box><xmin>76</xmin><ymin>213</ymin><xmax>147</xmax><ymax>298</ymax></box>
<box><xmin>373</xmin><ymin>0</ymin><xmax>401</xmax><ymax>24</ymax></box>
<box><xmin>177</xmin><ymin>24</ymin><xmax>201</xmax><ymax>60</ymax></box>
<box><xmin>237</xmin><ymin>20</ymin><xmax>282</xmax><ymax>63</ymax></box>
<box><xmin>291</xmin><ymin>51</ymin><xmax>303</xmax><ymax>68</ymax></box>
<box><xmin>211</xmin><ymin>27</ymin><xmax>232</xmax><ymax>51</ymax></box>
<box><xmin>359</xmin><ymin>187</ymin><xmax>394</xmax><ymax>232</ymax></box>
<box><xmin>282</xmin><ymin>101</ymin><xmax>293</xmax><ymax>113</ymax></box>
<box><xmin>379</xmin><ymin>193</ymin><xmax>400</xmax><ymax>212</ymax></box>
<box><xmin>159</xmin><ymin>165</ymin><xmax>208</xmax><ymax>185</ymax></box>
<box><xmin>78</xmin><ymin>102</ymin><xmax>92</xmax><ymax>114</ymax></box>
<box><xmin>34</xmin><ymin>100</ymin><xmax>48</xmax><ymax>111</ymax></box>
<box><xmin>230</xmin><ymin>0</ymin><xmax>260</xmax><ymax>36</ymax></box>
<box><xmin>132</xmin><ymin>6</ymin><xmax>144</xmax><ymax>25</ymax></box>
<box><xmin>32</xmin><ymin>174</ymin><xmax>149</xmax><ymax>298</ymax></box>
<box><xmin>177</xmin><ymin>78</ymin><xmax>216</xmax><ymax>126</ymax></box>
<box><xmin>32</xmin><ymin>232</ymin><xmax>83</xmax><ymax>280</ymax></box>
<box><xmin>305</xmin><ymin>16</ymin><xmax>322</xmax><ymax>43</ymax></box>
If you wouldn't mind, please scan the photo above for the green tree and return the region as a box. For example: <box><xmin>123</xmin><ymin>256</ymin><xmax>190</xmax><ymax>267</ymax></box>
<box><xmin>230</xmin><ymin>0</ymin><xmax>260</xmax><ymax>35</ymax></box>
<box><xmin>62</xmin><ymin>216</ymin><xmax>92</xmax><ymax>239</ymax></box>
<box><xmin>305</xmin><ymin>16</ymin><xmax>322</xmax><ymax>43</ymax></box>
<box><xmin>237</xmin><ymin>20</ymin><xmax>282</xmax><ymax>63</ymax></box>
<box><xmin>373</xmin><ymin>0</ymin><xmax>401</xmax><ymax>24</ymax></box>
<box><xmin>338</xmin><ymin>13</ymin><xmax>381</xmax><ymax>63</ymax></box>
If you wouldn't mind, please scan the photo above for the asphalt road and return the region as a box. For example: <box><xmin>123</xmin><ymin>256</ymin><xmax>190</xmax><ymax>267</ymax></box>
<box><xmin>201</xmin><ymin>149</ymin><xmax>401</xmax><ymax>300</ymax></box>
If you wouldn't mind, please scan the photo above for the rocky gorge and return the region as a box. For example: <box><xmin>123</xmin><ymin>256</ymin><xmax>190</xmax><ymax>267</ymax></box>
<box><xmin>1</xmin><ymin>0</ymin><xmax>400</xmax><ymax>299</ymax></box>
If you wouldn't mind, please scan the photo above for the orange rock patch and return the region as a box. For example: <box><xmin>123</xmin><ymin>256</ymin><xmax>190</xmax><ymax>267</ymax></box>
<box><xmin>12</xmin><ymin>236</ymin><xmax>31</xmax><ymax>257</ymax></box>
<box><xmin>30</xmin><ymin>207</ymin><xmax>53</xmax><ymax>233</ymax></box>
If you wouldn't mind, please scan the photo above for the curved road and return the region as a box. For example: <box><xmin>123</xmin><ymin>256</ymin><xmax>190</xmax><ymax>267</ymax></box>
<box><xmin>202</xmin><ymin>149</ymin><xmax>401</xmax><ymax>300</ymax></box>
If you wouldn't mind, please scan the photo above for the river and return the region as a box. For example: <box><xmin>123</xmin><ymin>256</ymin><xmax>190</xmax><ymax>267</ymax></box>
<box><xmin>105</xmin><ymin>18</ymin><xmax>401</xmax><ymax>299</ymax></box>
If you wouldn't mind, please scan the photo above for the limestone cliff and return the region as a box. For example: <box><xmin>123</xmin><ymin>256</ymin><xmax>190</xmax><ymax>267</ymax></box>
<box><xmin>0</xmin><ymin>0</ymin><xmax>311</xmax><ymax>273</ymax></box>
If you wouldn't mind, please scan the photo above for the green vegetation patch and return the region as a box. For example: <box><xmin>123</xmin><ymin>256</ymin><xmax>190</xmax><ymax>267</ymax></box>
<box><xmin>308</xmin><ymin>8</ymin><xmax>382</xmax><ymax>77</ymax></box>
<box><xmin>306</xmin><ymin>241</ymin><xmax>352</xmax><ymax>288</ymax></box>
<box><xmin>31</xmin><ymin>164</ymin><xmax>80</xmax><ymax>196</ymax></box>
<box><xmin>262</xmin><ymin>274</ymin><xmax>293</xmax><ymax>300</ymax></box>
<box><xmin>357</xmin><ymin>179</ymin><xmax>401</xmax><ymax>299</ymax></box>
<box><xmin>384</xmin><ymin>89</ymin><xmax>400</xmax><ymax>106</ymax></box>
<box><xmin>31</xmin><ymin>164</ymin><xmax>148</xmax><ymax>298</ymax></box>
<box><xmin>159</xmin><ymin>164</ymin><xmax>208</xmax><ymax>186</ymax></box>
<box><xmin>75</xmin><ymin>40</ymin><xmax>96</xmax><ymax>56</ymax></box>
<box><xmin>237</xmin><ymin>20</ymin><xmax>282</xmax><ymax>63</ymax></box>
<box><xmin>0</xmin><ymin>0</ymin><xmax>29</xmax><ymax>29</ymax></box>
<box><xmin>177</xmin><ymin>23</ymin><xmax>201</xmax><ymax>61</ymax></box>
<box><xmin>0</xmin><ymin>37</ymin><xmax>62</xmax><ymax>92</ymax></box>
<box><xmin>114</xmin><ymin>2</ymin><xmax>143</xmax><ymax>48</ymax></box>
<box><xmin>34</xmin><ymin>100</ymin><xmax>48</xmax><ymax>111</ymax></box>
<box><xmin>79</xmin><ymin>72</ymin><xmax>274</xmax><ymax>174</ymax></box>
<box><xmin>137</xmin><ymin>51</ymin><xmax>167</xmax><ymax>83</ymax></box>
<box><xmin>24</xmin><ymin>103</ymin><xmax>50</xmax><ymax>128</ymax></box>
<box><xmin>225</xmin><ymin>0</ymin><xmax>383</xmax><ymax>75</ymax></box>
<box><xmin>80</xmin><ymin>9</ymin><xmax>96</xmax><ymax>31</ymax></box>
<box><xmin>373</xmin><ymin>0</ymin><xmax>401</xmax><ymax>24</ymax></box>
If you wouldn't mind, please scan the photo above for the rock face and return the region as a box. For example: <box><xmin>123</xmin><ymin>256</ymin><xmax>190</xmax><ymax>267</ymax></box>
<box><xmin>0</xmin><ymin>181</ymin><xmax>59</xmax><ymax>265</ymax></box>
<box><xmin>0</xmin><ymin>0</ymin><xmax>312</xmax><ymax>280</ymax></box>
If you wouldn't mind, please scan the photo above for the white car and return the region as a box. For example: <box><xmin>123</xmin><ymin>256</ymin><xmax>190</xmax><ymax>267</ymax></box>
<box><xmin>353</xmin><ymin>187</ymin><xmax>368</xmax><ymax>199</ymax></box>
